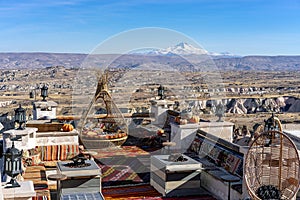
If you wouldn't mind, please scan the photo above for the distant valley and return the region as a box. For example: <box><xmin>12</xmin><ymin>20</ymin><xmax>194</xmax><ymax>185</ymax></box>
<box><xmin>0</xmin><ymin>52</ymin><xmax>300</xmax><ymax>71</ymax></box>
<box><xmin>0</xmin><ymin>50</ymin><xmax>299</xmax><ymax>130</ymax></box>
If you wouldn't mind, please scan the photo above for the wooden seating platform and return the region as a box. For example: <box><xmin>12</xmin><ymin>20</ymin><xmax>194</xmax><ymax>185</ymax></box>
<box><xmin>23</xmin><ymin>165</ymin><xmax>51</xmax><ymax>200</ymax></box>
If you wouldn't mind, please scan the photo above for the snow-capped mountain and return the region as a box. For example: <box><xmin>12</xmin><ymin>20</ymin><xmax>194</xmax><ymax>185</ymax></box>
<box><xmin>160</xmin><ymin>42</ymin><xmax>208</xmax><ymax>55</ymax></box>
<box><xmin>130</xmin><ymin>42</ymin><xmax>207</xmax><ymax>56</ymax></box>
<box><xmin>131</xmin><ymin>42</ymin><xmax>237</xmax><ymax>57</ymax></box>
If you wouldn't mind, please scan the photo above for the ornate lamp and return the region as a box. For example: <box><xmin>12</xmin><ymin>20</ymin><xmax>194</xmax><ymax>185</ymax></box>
<box><xmin>264</xmin><ymin>113</ymin><xmax>279</xmax><ymax>131</ymax></box>
<box><xmin>41</xmin><ymin>85</ymin><xmax>48</xmax><ymax>101</ymax></box>
<box><xmin>215</xmin><ymin>102</ymin><xmax>225</xmax><ymax>122</ymax></box>
<box><xmin>158</xmin><ymin>85</ymin><xmax>165</xmax><ymax>100</ymax></box>
<box><xmin>15</xmin><ymin>105</ymin><xmax>26</xmax><ymax>130</ymax></box>
<box><xmin>29</xmin><ymin>91</ymin><xmax>34</xmax><ymax>99</ymax></box>
<box><xmin>3</xmin><ymin>138</ymin><xmax>23</xmax><ymax>188</ymax></box>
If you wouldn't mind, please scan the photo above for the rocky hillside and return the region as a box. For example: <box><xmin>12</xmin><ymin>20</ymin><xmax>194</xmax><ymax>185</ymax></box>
<box><xmin>191</xmin><ymin>96</ymin><xmax>300</xmax><ymax>114</ymax></box>
<box><xmin>0</xmin><ymin>53</ymin><xmax>86</xmax><ymax>69</ymax></box>
<box><xmin>0</xmin><ymin>53</ymin><xmax>300</xmax><ymax>71</ymax></box>
<box><xmin>213</xmin><ymin>56</ymin><xmax>300</xmax><ymax>71</ymax></box>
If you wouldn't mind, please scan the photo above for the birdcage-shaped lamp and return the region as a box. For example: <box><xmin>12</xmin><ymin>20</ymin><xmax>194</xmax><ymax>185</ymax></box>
<box><xmin>244</xmin><ymin>130</ymin><xmax>300</xmax><ymax>199</ymax></box>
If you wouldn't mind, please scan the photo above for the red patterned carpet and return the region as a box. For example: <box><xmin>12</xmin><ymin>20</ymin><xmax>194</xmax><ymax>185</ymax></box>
<box><xmin>94</xmin><ymin>146</ymin><xmax>216</xmax><ymax>199</ymax></box>
<box><xmin>102</xmin><ymin>184</ymin><xmax>160</xmax><ymax>199</ymax></box>
<box><xmin>93</xmin><ymin>146</ymin><xmax>150</xmax><ymax>158</ymax></box>
<box><xmin>99</xmin><ymin>163</ymin><xmax>148</xmax><ymax>186</ymax></box>
<box><xmin>93</xmin><ymin>146</ymin><xmax>152</xmax><ymax>187</ymax></box>
<box><xmin>102</xmin><ymin>185</ymin><xmax>217</xmax><ymax>200</ymax></box>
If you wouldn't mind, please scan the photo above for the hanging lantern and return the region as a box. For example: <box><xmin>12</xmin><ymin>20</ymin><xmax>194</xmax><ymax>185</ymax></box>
<box><xmin>41</xmin><ymin>85</ymin><xmax>48</xmax><ymax>101</ymax></box>
<box><xmin>3</xmin><ymin>140</ymin><xmax>23</xmax><ymax>188</ymax></box>
<box><xmin>15</xmin><ymin>104</ymin><xmax>26</xmax><ymax>130</ymax></box>
<box><xmin>158</xmin><ymin>85</ymin><xmax>165</xmax><ymax>100</ymax></box>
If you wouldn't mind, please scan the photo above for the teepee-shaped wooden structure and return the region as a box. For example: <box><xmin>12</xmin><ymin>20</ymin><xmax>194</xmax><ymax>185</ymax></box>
<box><xmin>79</xmin><ymin>71</ymin><xmax>128</xmax><ymax>149</ymax></box>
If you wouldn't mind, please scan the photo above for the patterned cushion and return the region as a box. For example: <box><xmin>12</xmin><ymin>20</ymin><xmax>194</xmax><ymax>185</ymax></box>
<box><xmin>187</xmin><ymin>133</ymin><xmax>244</xmax><ymax>177</ymax></box>
<box><xmin>223</xmin><ymin>153</ymin><xmax>242</xmax><ymax>174</ymax></box>
<box><xmin>208</xmin><ymin>146</ymin><xmax>222</xmax><ymax>162</ymax></box>
<box><xmin>37</xmin><ymin>144</ymin><xmax>79</xmax><ymax>161</ymax></box>
<box><xmin>188</xmin><ymin>137</ymin><xmax>202</xmax><ymax>154</ymax></box>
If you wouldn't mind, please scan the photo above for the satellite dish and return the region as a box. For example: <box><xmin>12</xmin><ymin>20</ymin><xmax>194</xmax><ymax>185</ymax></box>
<box><xmin>244</xmin><ymin>130</ymin><xmax>300</xmax><ymax>199</ymax></box>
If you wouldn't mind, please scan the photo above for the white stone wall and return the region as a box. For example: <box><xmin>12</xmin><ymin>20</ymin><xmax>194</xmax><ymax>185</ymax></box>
<box><xmin>33</xmin><ymin>108</ymin><xmax>57</xmax><ymax>120</ymax></box>
<box><xmin>199</xmin><ymin>122</ymin><xmax>234</xmax><ymax>142</ymax></box>
<box><xmin>151</xmin><ymin>105</ymin><xmax>168</xmax><ymax>128</ymax></box>
<box><xmin>170</xmin><ymin>121</ymin><xmax>234</xmax><ymax>152</ymax></box>
<box><xmin>35</xmin><ymin>131</ymin><xmax>79</xmax><ymax>146</ymax></box>
<box><xmin>170</xmin><ymin>123</ymin><xmax>200</xmax><ymax>152</ymax></box>
<box><xmin>3</xmin><ymin>128</ymin><xmax>37</xmax><ymax>151</ymax></box>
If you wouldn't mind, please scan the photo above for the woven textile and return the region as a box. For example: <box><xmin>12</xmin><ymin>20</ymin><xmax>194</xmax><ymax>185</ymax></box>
<box><xmin>102</xmin><ymin>184</ymin><xmax>161</xmax><ymax>199</ymax></box>
<box><xmin>98</xmin><ymin>156</ymin><xmax>150</xmax><ymax>187</ymax></box>
<box><xmin>102</xmin><ymin>184</ymin><xmax>217</xmax><ymax>200</ymax></box>
<box><xmin>93</xmin><ymin>146</ymin><xmax>150</xmax><ymax>159</ymax></box>
<box><xmin>92</xmin><ymin>146</ymin><xmax>152</xmax><ymax>187</ymax></box>
<box><xmin>187</xmin><ymin>134</ymin><xmax>243</xmax><ymax>177</ymax></box>
<box><xmin>37</xmin><ymin>144</ymin><xmax>79</xmax><ymax>161</ymax></box>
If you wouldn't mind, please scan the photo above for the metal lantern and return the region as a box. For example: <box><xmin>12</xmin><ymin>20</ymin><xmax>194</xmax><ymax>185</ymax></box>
<box><xmin>29</xmin><ymin>91</ymin><xmax>34</xmax><ymax>99</ymax></box>
<box><xmin>264</xmin><ymin>113</ymin><xmax>279</xmax><ymax>131</ymax></box>
<box><xmin>15</xmin><ymin>104</ymin><xmax>26</xmax><ymax>130</ymax></box>
<box><xmin>3</xmin><ymin>140</ymin><xmax>23</xmax><ymax>188</ymax></box>
<box><xmin>158</xmin><ymin>85</ymin><xmax>165</xmax><ymax>100</ymax></box>
<box><xmin>215</xmin><ymin>103</ymin><xmax>225</xmax><ymax>122</ymax></box>
<box><xmin>41</xmin><ymin>84</ymin><xmax>48</xmax><ymax>101</ymax></box>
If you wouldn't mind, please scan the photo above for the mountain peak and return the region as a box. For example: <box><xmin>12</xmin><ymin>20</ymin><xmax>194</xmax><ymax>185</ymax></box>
<box><xmin>163</xmin><ymin>42</ymin><xmax>208</xmax><ymax>55</ymax></box>
<box><xmin>130</xmin><ymin>42</ymin><xmax>237</xmax><ymax>57</ymax></box>
<box><xmin>175</xmin><ymin>42</ymin><xmax>189</xmax><ymax>48</ymax></box>
<box><xmin>130</xmin><ymin>42</ymin><xmax>208</xmax><ymax>56</ymax></box>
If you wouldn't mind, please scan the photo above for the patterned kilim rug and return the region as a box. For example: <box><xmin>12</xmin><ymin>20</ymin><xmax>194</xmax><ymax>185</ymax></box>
<box><xmin>93</xmin><ymin>146</ymin><xmax>152</xmax><ymax>188</ymax></box>
<box><xmin>102</xmin><ymin>184</ymin><xmax>160</xmax><ymax>199</ymax></box>
<box><xmin>90</xmin><ymin>146</ymin><xmax>217</xmax><ymax>199</ymax></box>
<box><xmin>93</xmin><ymin>146</ymin><xmax>150</xmax><ymax>158</ymax></box>
<box><xmin>98</xmin><ymin>161</ymin><xmax>150</xmax><ymax>187</ymax></box>
<box><xmin>102</xmin><ymin>184</ymin><xmax>217</xmax><ymax>200</ymax></box>
<box><xmin>94</xmin><ymin>146</ymin><xmax>216</xmax><ymax>200</ymax></box>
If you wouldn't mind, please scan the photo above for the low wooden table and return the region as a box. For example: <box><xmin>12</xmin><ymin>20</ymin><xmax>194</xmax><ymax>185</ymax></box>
<box><xmin>47</xmin><ymin>174</ymin><xmax>67</xmax><ymax>200</ymax></box>
<box><xmin>220</xmin><ymin>174</ymin><xmax>240</xmax><ymax>200</ymax></box>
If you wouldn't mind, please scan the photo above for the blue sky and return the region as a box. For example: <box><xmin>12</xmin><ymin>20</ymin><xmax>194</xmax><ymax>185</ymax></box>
<box><xmin>0</xmin><ymin>0</ymin><xmax>300</xmax><ymax>55</ymax></box>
